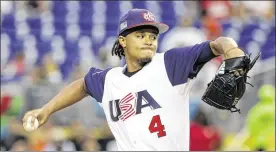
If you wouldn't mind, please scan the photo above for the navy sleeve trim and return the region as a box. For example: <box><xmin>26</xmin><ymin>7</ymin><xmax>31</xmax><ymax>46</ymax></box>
<box><xmin>189</xmin><ymin>41</ymin><xmax>218</xmax><ymax>78</ymax></box>
<box><xmin>195</xmin><ymin>41</ymin><xmax>217</xmax><ymax>64</ymax></box>
<box><xmin>84</xmin><ymin>67</ymin><xmax>111</xmax><ymax>102</ymax></box>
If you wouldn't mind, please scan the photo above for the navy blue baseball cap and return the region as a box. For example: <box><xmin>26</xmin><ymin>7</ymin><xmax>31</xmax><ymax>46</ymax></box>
<box><xmin>118</xmin><ymin>9</ymin><xmax>169</xmax><ymax>36</ymax></box>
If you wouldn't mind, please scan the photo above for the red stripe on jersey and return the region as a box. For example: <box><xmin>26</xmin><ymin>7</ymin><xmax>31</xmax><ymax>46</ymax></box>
<box><xmin>121</xmin><ymin>93</ymin><xmax>132</xmax><ymax>101</ymax></box>
<box><xmin>122</xmin><ymin>106</ymin><xmax>134</xmax><ymax>117</ymax></box>
<box><xmin>123</xmin><ymin>111</ymin><xmax>136</xmax><ymax>121</ymax></box>
<box><xmin>121</xmin><ymin>97</ymin><xmax>134</xmax><ymax>105</ymax></box>
<box><xmin>121</xmin><ymin>96</ymin><xmax>134</xmax><ymax>104</ymax></box>
<box><xmin>121</xmin><ymin>108</ymin><xmax>128</xmax><ymax>111</ymax></box>
<box><xmin>120</xmin><ymin>105</ymin><xmax>130</xmax><ymax>109</ymax></box>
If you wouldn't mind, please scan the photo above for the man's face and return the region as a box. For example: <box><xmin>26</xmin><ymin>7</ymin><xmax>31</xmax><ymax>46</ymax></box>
<box><xmin>120</xmin><ymin>28</ymin><xmax>158</xmax><ymax>64</ymax></box>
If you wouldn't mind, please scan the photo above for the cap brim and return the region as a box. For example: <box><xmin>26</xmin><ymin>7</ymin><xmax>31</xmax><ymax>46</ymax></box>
<box><xmin>126</xmin><ymin>22</ymin><xmax>169</xmax><ymax>34</ymax></box>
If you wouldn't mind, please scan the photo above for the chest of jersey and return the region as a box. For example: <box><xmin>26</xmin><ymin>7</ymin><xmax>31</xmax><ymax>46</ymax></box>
<box><xmin>102</xmin><ymin>54</ymin><xmax>190</xmax><ymax>122</ymax></box>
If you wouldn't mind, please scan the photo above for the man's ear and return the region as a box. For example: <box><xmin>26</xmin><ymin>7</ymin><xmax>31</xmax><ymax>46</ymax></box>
<box><xmin>118</xmin><ymin>36</ymin><xmax>126</xmax><ymax>48</ymax></box>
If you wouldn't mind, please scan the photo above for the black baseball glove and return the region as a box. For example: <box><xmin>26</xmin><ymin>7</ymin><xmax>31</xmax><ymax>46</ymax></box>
<box><xmin>201</xmin><ymin>52</ymin><xmax>261</xmax><ymax>113</ymax></box>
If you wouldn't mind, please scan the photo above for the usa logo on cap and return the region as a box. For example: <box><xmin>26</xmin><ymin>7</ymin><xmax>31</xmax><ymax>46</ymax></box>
<box><xmin>120</xmin><ymin>21</ymin><xmax>128</xmax><ymax>31</ymax></box>
<box><xmin>143</xmin><ymin>11</ymin><xmax>155</xmax><ymax>21</ymax></box>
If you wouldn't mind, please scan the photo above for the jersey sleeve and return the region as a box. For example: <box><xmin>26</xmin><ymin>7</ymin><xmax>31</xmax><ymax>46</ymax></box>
<box><xmin>84</xmin><ymin>67</ymin><xmax>111</xmax><ymax>102</ymax></box>
<box><xmin>164</xmin><ymin>41</ymin><xmax>215</xmax><ymax>86</ymax></box>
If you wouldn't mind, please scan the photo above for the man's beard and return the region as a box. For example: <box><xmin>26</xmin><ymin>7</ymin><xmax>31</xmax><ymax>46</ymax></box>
<box><xmin>137</xmin><ymin>57</ymin><xmax>152</xmax><ymax>67</ymax></box>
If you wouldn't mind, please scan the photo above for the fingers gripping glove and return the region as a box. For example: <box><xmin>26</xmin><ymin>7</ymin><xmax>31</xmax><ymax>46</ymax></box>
<box><xmin>201</xmin><ymin>52</ymin><xmax>261</xmax><ymax>113</ymax></box>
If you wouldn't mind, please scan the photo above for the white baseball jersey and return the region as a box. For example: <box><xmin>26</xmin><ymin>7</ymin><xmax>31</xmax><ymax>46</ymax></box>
<box><xmin>84</xmin><ymin>41</ymin><xmax>212</xmax><ymax>150</ymax></box>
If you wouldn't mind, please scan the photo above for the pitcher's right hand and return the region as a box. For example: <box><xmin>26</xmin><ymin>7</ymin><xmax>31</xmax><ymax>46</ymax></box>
<box><xmin>22</xmin><ymin>108</ymin><xmax>49</xmax><ymax>131</ymax></box>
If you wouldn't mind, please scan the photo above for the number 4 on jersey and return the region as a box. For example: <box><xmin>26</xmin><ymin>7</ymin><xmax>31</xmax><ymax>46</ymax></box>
<box><xmin>148</xmin><ymin>115</ymin><xmax>166</xmax><ymax>138</ymax></box>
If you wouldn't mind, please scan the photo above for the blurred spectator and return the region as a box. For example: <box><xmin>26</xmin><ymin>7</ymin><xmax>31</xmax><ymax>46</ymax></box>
<box><xmin>200</xmin><ymin>10</ymin><xmax>223</xmax><ymax>41</ymax></box>
<box><xmin>193</xmin><ymin>107</ymin><xmax>211</xmax><ymax>126</ymax></box>
<box><xmin>190</xmin><ymin>108</ymin><xmax>222</xmax><ymax>151</ymax></box>
<box><xmin>160</xmin><ymin>16</ymin><xmax>207</xmax><ymax>52</ymax></box>
<box><xmin>200</xmin><ymin>0</ymin><xmax>232</xmax><ymax>20</ymax></box>
<box><xmin>1</xmin><ymin>94</ymin><xmax>13</xmax><ymax>115</ymax></box>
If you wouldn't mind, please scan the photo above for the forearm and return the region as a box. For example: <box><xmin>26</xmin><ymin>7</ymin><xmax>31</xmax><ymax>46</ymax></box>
<box><xmin>42</xmin><ymin>78</ymin><xmax>88</xmax><ymax>116</ymax></box>
<box><xmin>210</xmin><ymin>37</ymin><xmax>245</xmax><ymax>60</ymax></box>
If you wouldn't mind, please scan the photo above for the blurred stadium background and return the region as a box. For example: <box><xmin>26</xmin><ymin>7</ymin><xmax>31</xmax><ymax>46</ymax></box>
<box><xmin>1</xmin><ymin>1</ymin><xmax>275</xmax><ymax>151</ymax></box>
